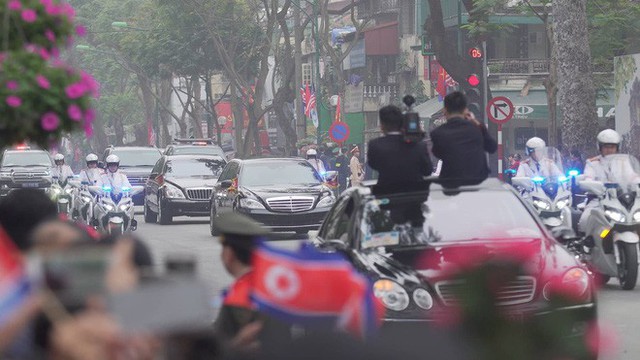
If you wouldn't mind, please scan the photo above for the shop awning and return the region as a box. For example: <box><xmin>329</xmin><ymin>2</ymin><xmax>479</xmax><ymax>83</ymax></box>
<box><xmin>364</xmin><ymin>22</ymin><xmax>399</xmax><ymax>56</ymax></box>
<box><xmin>491</xmin><ymin>89</ymin><xmax>615</xmax><ymax>120</ymax></box>
<box><xmin>415</xmin><ymin>96</ymin><xmax>443</xmax><ymax>120</ymax></box>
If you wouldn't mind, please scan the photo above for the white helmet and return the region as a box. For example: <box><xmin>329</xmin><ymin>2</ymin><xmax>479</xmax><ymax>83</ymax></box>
<box><xmin>597</xmin><ymin>129</ymin><xmax>621</xmax><ymax>149</ymax></box>
<box><xmin>525</xmin><ymin>137</ymin><xmax>546</xmax><ymax>155</ymax></box>
<box><xmin>85</xmin><ymin>153</ymin><xmax>98</xmax><ymax>162</ymax></box>
<box><xmin>53</xmin><ymin>153</ymin><xmax>65</xmax><ymax>162</ymax></box>
<box><xmin>105</xmin><ymin>154</ymin><xmax>120</xmax><ymax>165</ymax></box>
<box><xmin>306</xmin><ymin>149</ymin><xmax>317</xmax><ymax>157</ymax></box>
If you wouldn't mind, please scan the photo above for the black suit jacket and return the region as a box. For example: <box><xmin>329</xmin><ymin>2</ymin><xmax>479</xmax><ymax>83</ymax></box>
<box><xmin>430</xmin><ymin>117</ymin><xmax>497</xmax><ymax>187</ymax></box>
<box><xmin>367</xmin><ymin>134</ymin><xmax>433</xmax><ymax>194</ymax></box>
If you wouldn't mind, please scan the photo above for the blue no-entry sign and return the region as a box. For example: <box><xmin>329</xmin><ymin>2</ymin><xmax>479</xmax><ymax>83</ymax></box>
<box><xmin>329</xmin><ymin>122</ymin><xmax>350</xmax><ymax>143</ymax></box>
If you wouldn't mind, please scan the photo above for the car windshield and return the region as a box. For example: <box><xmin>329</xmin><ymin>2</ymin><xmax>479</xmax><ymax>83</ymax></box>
<box><xmin>240</xmin><ymin>161</ymin><xmax>322</xmax><ymax>187</ymax></box>
<box><xmin>113</xmin><ymin>149</ymin><xmax>161</xmax><ymax>167</ymax></box>
<box><xmin>360</xmin><ymin>189</ymin><xmax>543</xmax><ymax>249</ymax></box>
<box><xmin>171</xmin><ymin>146</ymin><xmax>224</xmax><ymax>156</ymax></box>
<box><xmin>165</xmin><ymin>158</ymin><xmax>226</xmax><ymax>178</ymax></box>
<box><xmin>2</xmin><ymin>152</ymin><xmax>52</xmax><ymax>167</ymax></box>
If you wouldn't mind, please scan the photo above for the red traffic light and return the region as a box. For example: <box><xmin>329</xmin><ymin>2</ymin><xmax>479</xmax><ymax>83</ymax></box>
<box><xmin>467</xmin><ymin>74</ymin><xmax>480</xmax><ymax>87</ymax></box>
<box><xmin>468</xmin><ymin>47</ymin><xmax>483</xmax><ymax>59</ymax></box>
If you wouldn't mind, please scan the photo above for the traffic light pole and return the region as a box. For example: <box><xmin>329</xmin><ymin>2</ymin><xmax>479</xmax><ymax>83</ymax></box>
<box><xmin>482</xmin><ymin>40</ymin><xmax>488</xmax><ymax>128</ymax></box>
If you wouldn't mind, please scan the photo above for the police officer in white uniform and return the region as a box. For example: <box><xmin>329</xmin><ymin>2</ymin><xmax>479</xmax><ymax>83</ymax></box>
<box><xmin>52</xmin><ymin>153</ymin><xmax>75</xmax><ymax>182</ymax></box>
<box><xmin>516</xmin><ymin>137</ymin><xmax>563</xmax><ymax>178</ymax></box>
<box><xmin>306</xmin><ymin>149</ymin><xmax>327</xmax><ymax>175</ymax></box>
<box><xmin>79</xmin><ymin>153</ymin><xmax>103</xmax><ymax>185</ymax></box>
<box><xmin>98</xmin><ymin>155</ymin><xmax>131</xmax><ymax>194</ymax></box>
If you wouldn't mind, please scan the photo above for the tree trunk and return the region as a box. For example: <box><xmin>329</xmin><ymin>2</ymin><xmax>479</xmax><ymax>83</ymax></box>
<box><xmin>554</xmin><ymin>0</ymin><xmax>599</xmax><ymax>156</ymax></box>
<box><xmin>113</xmin><ymin>117</ymin><xmax>125</xmax><ymax>145</ymax></box>
<box><xmin>544</xmin><ymin>21</ymin><xmax>559</xmax><ymax>147</ymax></box>
<box><xmin>159</xmin><ymin>78</ymin><xmax>173</xmax><ymax>146</ymax></box>
<box><xmin>136</xmin><ymin>73</ymin><xmax>155</xmax><ymax>146</ymax></box>
<box><xmin>191</xmin><ymin>74</ymin><xmax>204</xmax><ymax>138</ymax></box>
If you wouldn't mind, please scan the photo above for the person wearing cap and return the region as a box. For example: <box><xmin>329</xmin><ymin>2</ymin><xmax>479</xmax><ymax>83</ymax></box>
<box><xmin>349</xmin><ymin>146</ymin><xmax>364</xmax><ymax>187</ymax></box>
<box><xmin>332</xmin><ymin>147</ymin><xmax>350</xmax><ymax>193</ymax></box>
<box><xmin>212</xmin><ymin>212</ymin><xmax>269</xmax><ymax>341</ymax></box>
<box><xmin>52</xmin><ymin>153</ymin><xmax>75</xmax><ymax>182</ymax></box>
<box><xmin>306</xmin><ymin>149</ymin><xmax>327</xmax><ymax>175</ymax></box>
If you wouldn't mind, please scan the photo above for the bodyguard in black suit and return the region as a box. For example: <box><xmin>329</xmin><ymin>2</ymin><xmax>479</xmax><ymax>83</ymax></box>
<box><xmin>430</xmin><ymin>91</ymin><xmax>497</xmax><ymax>188</ymax></box>
<box><xmin>367</xmin><ymin>105</ymin><xmax>433</xmax><ymax>195</ymax></box>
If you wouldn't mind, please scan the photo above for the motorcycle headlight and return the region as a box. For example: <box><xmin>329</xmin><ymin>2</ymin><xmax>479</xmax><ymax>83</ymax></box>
<box><xmin>634</xmin><ymin>210</ymin><xmax>640</xmax><ymax>222</ymax></box>
<box><xmin>373</xmin><ymin>279</ymin><xmax>409</xmax><ymax>311</ymax></box>
<box><xmin>81</xmin><ymin>195</ymin><xmax>93</xmax><ymax>202</ymax></box>
<box><xmin>239</xmin><ymin>197</ymin><xmax>265</xmax><ymax>210</ymax></box>
<box><xmin>119</xmin><ymin>203</ymin><xmax>131</xmax><ymax>211</ymax></box>
<box><xmin>532</xmin><ymin>199</ymin><xmax>551</xmax><ymax>210</ymax></box>
<box><xmin>103</xmin><ymin>204</ymin><xmax>114</xmax><ymax>211</ymax></box>
<box><xmin>556</xmin><ymin>197</ymin><xmax>571</xmax><ymax>210</ymax></box>
<box><xmin>543</xmin><ymin>268</ymin><xmax>590</xmax><ymax>301</ymax></box>
<box><xmin>164</xmin><ymin>183</ymin><xmax>185</xmax><ymax>199</ymax></box>
<box><xmin>51</xmin><ymin>187</ymin><xmax>61</xmax><ymax>195</ymax></box>
<box><xmin>412</xmin><ymin>288</ymin><xmax>434</xmax><ymax>310</ymax></box>
<box><xmin>317</xmin><ymin>195</ymin><xmax>335</xmax><ymax>208</ymax></box>
<box><xmin>605</xmin><ymin>208</ymin><xmax>626</xmax><ymax>223</ymax></box>
<box><xmin>65</xmin><ymin>187</ymin><xmax>74</xmax><ymax>194</ymax></box>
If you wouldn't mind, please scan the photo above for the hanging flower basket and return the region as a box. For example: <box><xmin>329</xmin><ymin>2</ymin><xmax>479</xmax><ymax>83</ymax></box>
<box><xmin>0</xmin><ymin>0</ymin><xmax>95</xmax><ymax>149</ymax></box>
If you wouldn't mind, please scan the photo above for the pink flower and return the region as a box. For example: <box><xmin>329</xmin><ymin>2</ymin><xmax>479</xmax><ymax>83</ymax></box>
<box><xmin>44</xmin><ymin>4</ymin><xmax>59</xmax><ymax>16</ymax></box>
<box><xmin>65</xmin><ymin>83</ymin><xmax>87</xmax><ymax>99</ymax></box>
<box><xmin>40</xmin><ymin>0</ymin><xmax>52</xmax><ymax>6</ymax></box>
<box><xmin>84</xmin><ymin>121</ymin><xmax>93</xmax><ymax>137</ymax></box>
<box><xmin>8</xmin><ymin>0</ymin><xmax>21</xmax><ymax>11</ymax></box>
<box><xmin>6</xmin><ymin>96</ymin><xmax>22</xmax><ymax>108</ymax></box>
<box><xmin>41</xmin><ymin>112</ymin><xmax>60</xmax><ymax>131</ymax></box>
<box><xmin>21</xmin><ymin>9</ymin><xmax>37</xmax><ymax>23</ymax></box>
<box><xmin>36</xmin><ymin>75</ymin><xmax>50</xmax><ymax>89</ymax></box>
<box><xmin>45</xmin><ymin>29</ymin><xmax>56</xmax><ymax>42</ymax></box>
<box><xmin>84</xmin><ymin>108</ymin><xmax>96</xmax><ymax>122</ymax></box>
<box><xmin>38</xmin><ymin>47</ymin><xmax>50</xmax><ymax>60</ymax></box>
<box><xmin>75</xmin><ymin>25</ymin><xmax>86</xmax><ymax>37</ymax></box>
<box><xmin>6</xmin><ymin>81</ymin><xmax>19</xmax><ymax>91</ymax></box>
<box><xmin>67</xmin><ymin>104</ymin><xmax>83</xmax><ymax>121</ymax></box>
<box><xmin>50</xmin><ymin>48</ymin><xmax>60</xmax><ymax>58</ymax></box>
<box><xmin>60</xmin><ymin>3</ymin><xmax>75</xmax><ymax>19</ymax></box>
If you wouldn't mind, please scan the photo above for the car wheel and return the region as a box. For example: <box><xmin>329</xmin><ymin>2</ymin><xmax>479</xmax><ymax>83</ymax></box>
<box><xmin>158</xmin><ymin>194</ymin><xmax>173</xmax><ymax>225</ymax></box>
<box><xmin>144</xmin><ymin>199</ymin><xmax>157</xmax><ymax>223</ymax></box>
<box><xmin>210</xmin><ymin>202</ymin><xmax>220</xmax><ymax>237</ymax></box>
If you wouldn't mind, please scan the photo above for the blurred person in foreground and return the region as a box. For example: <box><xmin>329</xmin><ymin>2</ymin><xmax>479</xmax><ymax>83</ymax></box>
<box><xmin>366</xmin><ymin>105</ymin><xmax>432</xmax><ymax>195</ymax></box>
<box><xmin>430</xmin><ymin>91</ymin><xmax>497</xmax><ymax>187</ymax></box>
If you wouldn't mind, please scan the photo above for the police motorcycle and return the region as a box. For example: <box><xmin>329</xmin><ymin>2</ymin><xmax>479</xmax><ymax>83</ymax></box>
<box><xmin>49</xmin><ymin>175</ymin><xmax>76</xmax><ymax>216</ymax></box>
<box><xmin>512</xmin><ymin>147</ymin><xmax>573</xmax><ymax>230</ymax></box>
<box><xmin>578</xmin><ymin>154</ymin><xmax>640</xmax><ymax>290</ymax></box>
<box><xmin>89</xmin><ymin>184</ymin><xmax>142</xmax><ymax>235</ymax></box>
<box><xmin>71</xmin><ymin>179</ymin><xmax>97</xmax><ymax>224</ymax></box>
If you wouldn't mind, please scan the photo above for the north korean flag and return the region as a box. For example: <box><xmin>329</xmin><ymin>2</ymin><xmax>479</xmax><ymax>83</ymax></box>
<box><xmin>0</xmin><ymin>226</ymin><xmax>30</xmax><ymax>326</ymax></box>
<box><xmin>251</xmin><ymin>242</ymin><xmax>382</xmax><ymax>337</ymax></box>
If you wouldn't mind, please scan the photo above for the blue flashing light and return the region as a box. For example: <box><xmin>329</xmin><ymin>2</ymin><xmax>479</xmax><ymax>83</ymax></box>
<box><xmin>122</xmin><ymin>186</ymin><xmax>131</xmax><ymax>192</ymax></box>
<box><xmin>532</xmin><ymin>176</ymin><xmax>545</xmax><ymax>183</ymax></box>
<box><xmin>102</xmin><ymin>186</ymin><xmax>112</xmax><ymax>192</ymax></box>
<box><xmin>568</xmin><ymin>170</ymin><xmax>580</xmax><ymax>177</ymax></box>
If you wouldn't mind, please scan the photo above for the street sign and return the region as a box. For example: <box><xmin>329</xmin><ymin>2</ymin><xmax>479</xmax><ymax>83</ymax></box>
<box><xmin>421</xmin><ymin>35</ymin><xmax>434</xmax><ymax>56</ymax></box>
<box><xmin>329</xmin><ymin>122</ymin><xmax>350</xmax><ymax>143</ymax></box>
<box><xmin>486</xmin><ymin>96</ymin><xmax>515</xmax><ymax>125</ymax></box>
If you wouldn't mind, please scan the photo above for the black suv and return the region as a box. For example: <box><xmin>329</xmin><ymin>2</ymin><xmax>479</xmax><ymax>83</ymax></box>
<box><xmin>0</xmin><ymin>147</ymin><xmax>53</xmax><ymax>197</ymax></box>
<box><xmin>102</xmin><ymin>146</ymin><xmax>162</xmax><ymax>205</ymax></box>
<box><xmin>164</xmin><ymin>139</ymin><xmax>226</xmax><ymax>158</ymax></box>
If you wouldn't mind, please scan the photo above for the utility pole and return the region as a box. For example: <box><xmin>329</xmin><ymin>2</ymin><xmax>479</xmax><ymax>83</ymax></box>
<box><xmin>294</xmin><ymin>3</ymin><xmax>306</xmax><ymax>141</ymax></box>
<box><xmin>230</xmin><ymin>82</ymin><xmax>243</xmax><ymax>158</ymax></box>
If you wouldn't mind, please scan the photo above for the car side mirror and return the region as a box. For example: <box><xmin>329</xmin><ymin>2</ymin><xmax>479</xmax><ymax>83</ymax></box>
<box><xmin>511</xmin><ymin>177</ymin><xmax>533</xmax><ymax>191</ymax></box>
<box><xmin>551</xmin><ymin>226</ymin><xmax>579</xmax><ymax>244</ymax></box>
<box><xmin>579</xmin><ymin>180</ymin><xmax>606</xmax><ymax>197</ymax></box>
<box><xmin>220</xmin><ymin>180</ymin><xmax>232</xmax><ymax>189</ymax></box>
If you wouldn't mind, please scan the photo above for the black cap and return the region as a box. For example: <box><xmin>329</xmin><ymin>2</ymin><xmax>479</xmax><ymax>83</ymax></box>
<box><xmin>213</xmin><ymin>212</ymin><xmax>270</xmax><ymax>244</ymax></box>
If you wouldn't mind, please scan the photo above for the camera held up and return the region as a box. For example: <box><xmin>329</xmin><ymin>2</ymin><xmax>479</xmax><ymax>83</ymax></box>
<box><xmin>401</xmin><ymin>95</ymin><xmax>425</xmax><ymax>143</ymax></box>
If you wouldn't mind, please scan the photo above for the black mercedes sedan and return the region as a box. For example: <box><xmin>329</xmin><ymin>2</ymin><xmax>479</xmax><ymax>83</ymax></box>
<box><xmin>144</xmin><ymin>155</ymin><xmax>227</xmax><ymax>224</ymax></box>
<box><xmin>310</xmin><ymin>179</ymin><xmax>597</xmax><ymax>345</ymax></box>
<box><xmin>209</xmin><ymin>158</ymin><xmax>335</xmax><ymax>235</ymax></box>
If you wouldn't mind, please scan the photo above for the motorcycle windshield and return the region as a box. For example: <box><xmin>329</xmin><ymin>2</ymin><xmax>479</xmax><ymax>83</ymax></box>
<box><xmin>530</xmin><ymin>147</ymin><xmax>566</xmax><ymax>182</ymax></box>
<box><xmin>601</xmin><ymin>154</ymin><xmax>640</xmax><ymax>192</ymax></box>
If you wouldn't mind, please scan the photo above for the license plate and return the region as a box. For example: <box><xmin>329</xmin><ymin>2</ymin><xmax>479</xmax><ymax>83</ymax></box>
<box><xmin>22</xmin><ymin>183</ymin><xmax>39</xmax><ymax>188</ymax></box>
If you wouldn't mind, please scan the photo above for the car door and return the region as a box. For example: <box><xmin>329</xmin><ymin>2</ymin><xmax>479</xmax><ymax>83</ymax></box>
<box><xmin>146</xmin><ymin>157</ymin><xmax>165</xmax><ymax>211</ymax></box>
<box><xmin>213</xmin><ymin>161</ymin><xmax>239</xmax><ymax>215</ymax></box>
